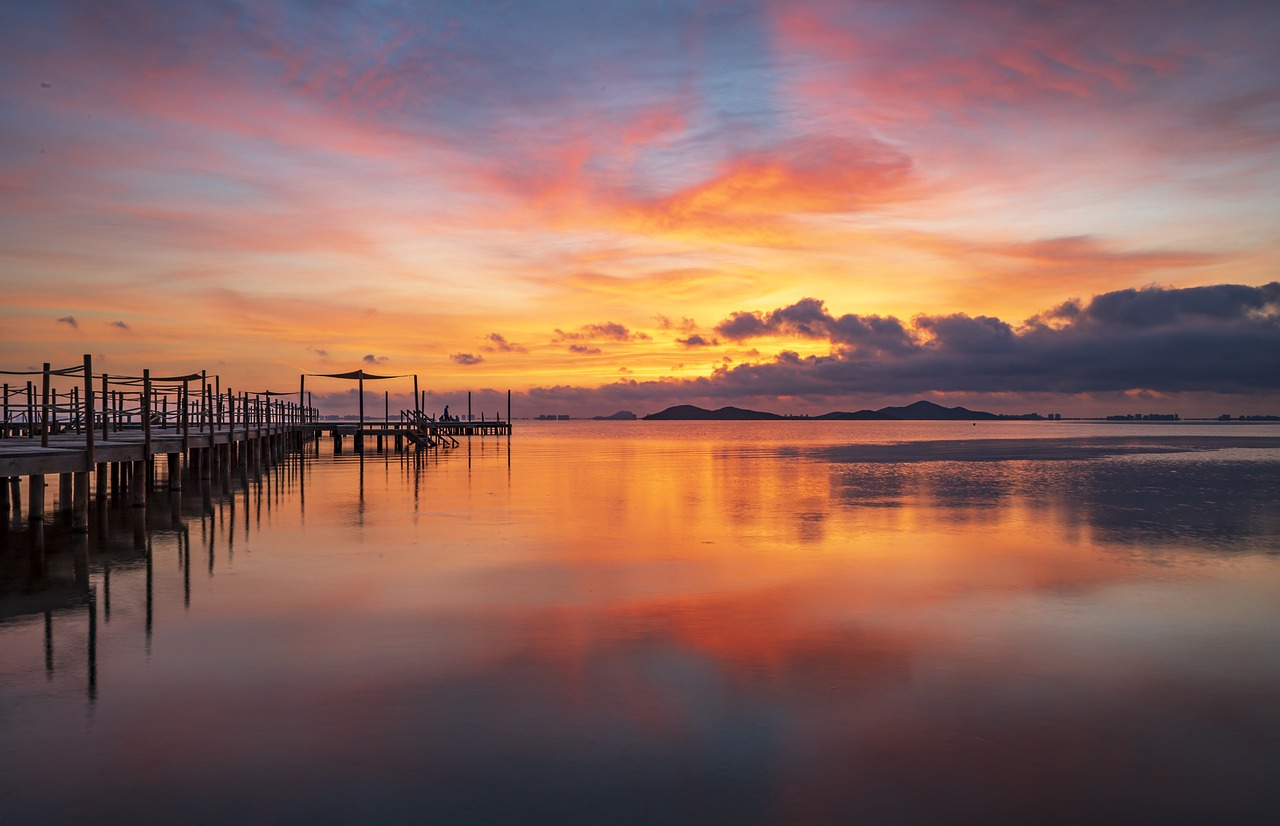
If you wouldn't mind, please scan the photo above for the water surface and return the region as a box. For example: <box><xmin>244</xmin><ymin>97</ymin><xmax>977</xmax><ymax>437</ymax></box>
<box><xmin>3</xmin><ymin>421</ymin><xmax>1279</xmax><ymax>823</ymax></box>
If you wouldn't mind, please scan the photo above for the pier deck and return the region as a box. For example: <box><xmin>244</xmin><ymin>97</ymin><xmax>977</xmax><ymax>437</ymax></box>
<box><xmin>1</xmin><ymin>355</ymin><xmax>509</xmax><ymax>532</ymax></box>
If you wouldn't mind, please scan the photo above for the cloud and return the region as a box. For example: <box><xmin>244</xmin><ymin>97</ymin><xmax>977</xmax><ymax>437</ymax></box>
<box><xmin>707</xmin><ymin>283</ymin><xmax>1280</xmax><ymax>396</ymax></box>
<box><xmin>716</xmin><ymin>297</ymin><xmax>916</xmax><ymax>357</ymax></box>
<box><xmin>362</xmin><ymin>354</ymin><xmax>389</xmax><ymax>364</ymax></box>
<box><xmin>676</xmin><ymin>334</ymin><xmax>718</xmax><ymax>348</ymax></box>
<box><xmin>57</xmin><ymin>315</ymin><xmax>79</xmax><ymax>328</ymax></box>
<box><xmin>656</xmin><ymin>315</ymin><xmax>699</xmax><ymax>332</ymax></box>
<box><xmin>108</xmin><ymin>320</ymin><xmax>131</xmax><ymax>331</ymax></box>
<box><xmin>553</xmin><ymin>322</ymin><xmax>651</xmax><ymax>343</ymax></box>
<box><xmin>529</xmin><ymin>282</ymin><xmax>1280</xmax><ymax>410</ymax></box>
<box><xmin>567</xmin><ymin>344</ymin><xmax>602</xmax><ymax>355</ymax></box>
<box><xmin>451</xmin><ymin>353</ymin><xmax>484</xmax><ymax>365</ymax></box>
<box><xmin>308</xmin><ymin>347</ymin><xmax>330</xmax><ymax>357</ymax></box>
<box><xmin>483</xmin><ymin>332</ymin><xmax>528</xmax><ymax>353</ymax></box>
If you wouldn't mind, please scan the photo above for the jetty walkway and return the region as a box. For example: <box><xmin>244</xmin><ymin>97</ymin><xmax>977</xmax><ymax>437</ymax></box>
<box><xmin>1</xmin><ymin>356</ymin><xmax>509</xmax><ymax>534</ymax></box>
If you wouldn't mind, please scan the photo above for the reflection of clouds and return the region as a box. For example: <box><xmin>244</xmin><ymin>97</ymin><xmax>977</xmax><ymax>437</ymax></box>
<box><xmin>827</xmin><ymin>455</ymin><xmax>1280</xmax><ymax>550</ymax></box>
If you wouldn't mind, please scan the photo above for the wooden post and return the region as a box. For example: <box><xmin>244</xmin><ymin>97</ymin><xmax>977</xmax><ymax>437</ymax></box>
<box><xmin>8</xmin><ymin>477</ymin><xmax>20</xmax><ymax>525</ymax></box>
<box><xmin>73</xmin><ymin>471</ymin><xmax>90</xmax><ymax>532</ymax></box>
<box><xmin>41</xmin><ymin>363</ymin><xmax>50</xmax><ymax>447</ymax></box>
<box><xmin>59</xmin><ymin>472</ymin><xmax>73</xmax><ymax>514</ymax></box>
<box><xmin>181</xmin><ymin>380</ymin><xmax>190</xmax><ymax>451</ymax></box>
<box><xmin>215</xmin><ymin>376</ymin><xmax>221</xmax><ymax>430</ymax></box>
<box><xmin>467</xmin><ymin>390</ymin><xmax>472</xmax><ymax>423</ymax></box>
<box><xmin>83</xmin><ymin>355</ymin><xmax>95</xmax><ymax>466</ymax></box>
<box><xmin>413</xmin><ymin>375</ymin><xmax>419</xmax><ymax>419</ymax></box>
<box><xmin>142</xmin><ymin>369</ymin><xmax>152</xmax><ymax>461</ymax></box>
<box><xmin>130</xmin><ymin>461</ymin><xmax>146</xmax><ymax>507</ymax></box>
<box><xmin>507</xmin><ymin>389</ymin><xmax>511</xmax><ymax>426</ymax></box>
<box><xmin>200</xmin><ymin>370</ymin><xmax>208</xmax><ymax>433</ymax></box>
<box><xmin>2</xmin><ymin>382</ymin><xmax>7</xmax><ymax>437</ymax></box>
<box><xmin>29</xmin><ymin>474</ymin><xmax>44</xmax><ymax>529</ymax></box>
<box><xmin>357</xmin><ymin>372</ymin><xmax>364</xmax><ymax>453</ymax></box>
<box><xmin>101</xmin><ymin>371</ymin><xmax>109</xmax><ymax>442</ymax></box>
<box><xmin>27</xmin><ymin>381</ymin><xmax>34</xmax><ymax>438</ymax></box>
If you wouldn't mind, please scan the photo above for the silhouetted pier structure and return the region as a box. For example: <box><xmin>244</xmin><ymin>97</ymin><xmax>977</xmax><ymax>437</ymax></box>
<box><xmin>1</xmin><ymin>357</ymin><xmax>510</xmax><ymax>537</ymax></box>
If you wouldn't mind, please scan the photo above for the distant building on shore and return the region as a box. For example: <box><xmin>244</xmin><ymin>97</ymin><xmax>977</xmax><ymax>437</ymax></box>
<box><xmin>1105</xmin><ymin>413</ymin><xmax>1180</xmax><ymax>421</ymax></box>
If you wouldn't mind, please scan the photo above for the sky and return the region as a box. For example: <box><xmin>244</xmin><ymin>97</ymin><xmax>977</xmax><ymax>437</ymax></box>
<box><xmin>2</xmin><ymin>0</ymin><xmax>1278</xmax><ymax>417</ymax></box>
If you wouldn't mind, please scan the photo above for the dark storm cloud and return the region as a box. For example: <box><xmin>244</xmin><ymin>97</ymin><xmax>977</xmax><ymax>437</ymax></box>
<box><xmin>533</xmin><ymin>283</ymin><xmax>1280</xmax><ymax>409</ymax></box>
<box><xmin>707</xmin><ymin>283</ymin><xmax>1280</xmax><ymax>396</ymax></box>
<box><xmin>716</xmin><ymin>298</ymin><xmax>917</xmax><ymax>357</ymax></box>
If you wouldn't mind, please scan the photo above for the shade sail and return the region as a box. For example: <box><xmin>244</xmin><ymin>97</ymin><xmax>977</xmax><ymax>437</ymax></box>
<box><xmin>308</xmin><ymin>370</ymin><xmax>405</xmax><ymax>381</ymax></box>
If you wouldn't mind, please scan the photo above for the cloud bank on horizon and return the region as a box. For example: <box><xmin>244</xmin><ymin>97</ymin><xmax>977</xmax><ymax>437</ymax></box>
<box><xmin>1</xmin><ymin>0</ymin><xmax>1278</xmax><ymax>414</ymax></box>
<box><xmin>524</xmin><ymin>282</ymin><xmax>1280</xmax><ymax>415</ymax></box>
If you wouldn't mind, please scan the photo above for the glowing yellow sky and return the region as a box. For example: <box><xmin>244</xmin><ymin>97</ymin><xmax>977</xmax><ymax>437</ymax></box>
<box><xmin>2</xmin><ymin>1</ymin><xmax>1278</xmax><ymax>415</ymax></box>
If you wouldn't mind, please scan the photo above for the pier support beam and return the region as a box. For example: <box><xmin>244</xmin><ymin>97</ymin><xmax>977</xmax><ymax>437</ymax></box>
<box><xmin>7</xmin><ymin>477</ymin><xmax>19</xmax><ymax>529</ymax></box>
<box><xmin>59</xmin><ymin>473</ymin><xmax>73</xmax><ymax>515</ymax></box>
<box><xmin>72</xmin><ymin>471</ymin><xmax>89</xmax><ymax>532</ymax></box>
<box><xmin>168</xmin><ymin>453</ymin><xmax>182</xmax><ymax>491</ymax></box>
<box><xmin>29</xmin><ymin>474</ymin><xmax>44</xmax><ymax>534</ymax></box>
<box><xmin>130</xmin><ymin>461</ymin><xmax>147</xmax><ymax>508</ymax></box>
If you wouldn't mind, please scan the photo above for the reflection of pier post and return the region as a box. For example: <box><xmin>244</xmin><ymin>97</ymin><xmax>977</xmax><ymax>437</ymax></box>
<box><xmin>29</xmin><ymin>473</ymin><xmax>44</xmax><ymax>551</ymax></box>
<box><xmin>145</xmin><ymin>536</ymin><xmax>153</xmax><ymax>651</ymax></box>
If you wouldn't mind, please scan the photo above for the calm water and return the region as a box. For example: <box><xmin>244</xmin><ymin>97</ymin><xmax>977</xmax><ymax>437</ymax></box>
<box><xmin>3</xmin><ymin>421</ymin><xmax>1280</xmax><ymax>824</ymax></box>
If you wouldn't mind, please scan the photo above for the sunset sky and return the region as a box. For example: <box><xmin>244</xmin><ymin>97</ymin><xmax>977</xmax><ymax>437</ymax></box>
<box><xmin>2</xmin><ymin>0</ymin><xmax>1278</xmax><ymax>416</ymax></box>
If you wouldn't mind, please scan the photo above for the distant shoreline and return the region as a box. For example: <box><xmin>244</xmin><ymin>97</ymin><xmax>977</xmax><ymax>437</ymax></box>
<box><xmin>801</xmin><ymin>435</ymin><xmax>1280</xmax><ymax>463</ymax></box>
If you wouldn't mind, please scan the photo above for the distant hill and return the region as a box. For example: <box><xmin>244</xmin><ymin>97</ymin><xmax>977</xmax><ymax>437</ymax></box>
<box><xmin>593</xmin><ymin>410</ymin><xmax>638</xmax><ymax>420</ymax></box>
<box><xmin>643</xmin><ymin>405</ymin><xmax>783</xmax><ymax>420</ymax></box>
<box><xmin>813</xmin><ymin>410</ymin><xmax>898</xmax><ymax>421</ymax></box>
<box><xmin>875</xmin><ymin>400</ymin><xmax>1000</xmax><ymax>420</ymax></box>
<box><xmin>643</xmin><ymin>400</ymin><xmax>1003</xmax><ymax>421</ymax></box>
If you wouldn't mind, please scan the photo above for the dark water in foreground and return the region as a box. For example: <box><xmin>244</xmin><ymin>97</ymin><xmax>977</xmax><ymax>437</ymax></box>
<box><xmin>2</xmin><ymin>421</ymin><xmax>1280</xmax><ymax>824</ymax></box>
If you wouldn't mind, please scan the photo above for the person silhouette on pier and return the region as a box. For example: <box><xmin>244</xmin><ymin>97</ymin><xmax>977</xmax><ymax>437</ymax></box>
<box><xmin>443</xmin><ymin>404</ymin><xmax>450</xmax><ymax>422</ymax></box>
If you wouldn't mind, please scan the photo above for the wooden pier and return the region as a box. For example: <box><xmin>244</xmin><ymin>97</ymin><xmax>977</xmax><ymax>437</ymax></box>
<box><xmin>1</xmin><ymin>356</ymin><xmax>509</xmax><ymax>535</ymax></box>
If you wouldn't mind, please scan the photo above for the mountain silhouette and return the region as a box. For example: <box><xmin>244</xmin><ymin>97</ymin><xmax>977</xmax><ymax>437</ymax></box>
<box><xmin>643</xmin><ymin>400</ymin><xmax>1002</xmax><ymax>421</ymax></box>
<box><xmin>874</xmin><ymin>400</ymin><xmax>1000</xmax><ymax>420</ymax></box>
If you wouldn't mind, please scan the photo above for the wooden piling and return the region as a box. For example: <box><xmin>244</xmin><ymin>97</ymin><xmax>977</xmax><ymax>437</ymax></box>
<box><xmin>73</xmin><ymin>471</ymin><xmax>89</xmax><ymax>532</ymax></box>
<box><xmin>131</xmin><ymin>461</ymin><xmax>146</xmax><ymax>507</ymax></box>
<box><xmin>101</xmin><ymin>371</ymin><xmax>109</xmax><ymax>442</ymax></box>
<box><xmin>59</xmin><ymin>472</ymin><xmax>73</xmax><ymax>514</ymax></box>
<box><xmin>83</xmin><ymin>355</ymin><xmax>95</xmax><ymax>466</ymax></box>
<box><xmin>29</xmin><ymin>474</ymin><xmax>44</xmax><ymax>529</ymax></box>
<box><xmin>41</xmin><ymin>363</ymin><xmax>50</xmax><ymax>447</ymax></box>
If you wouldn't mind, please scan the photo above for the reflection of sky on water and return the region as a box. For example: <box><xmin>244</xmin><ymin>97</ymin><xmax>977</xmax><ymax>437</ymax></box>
<box><xmin>2</xmin><ymin>425</ymin><xmax>1280</xmax><ymax>823</ymax></box>
<box><xmin>828</xmin><ymin>455</ymin><xmax>1280</xmax><ymax>549</ymax></box>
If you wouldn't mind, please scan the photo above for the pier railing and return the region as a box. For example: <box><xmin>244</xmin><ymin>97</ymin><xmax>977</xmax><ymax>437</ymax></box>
<box><xmin>1</xmin><ymin>356</ymin><xmax>317</xmax><ymax>455</ymax></box>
